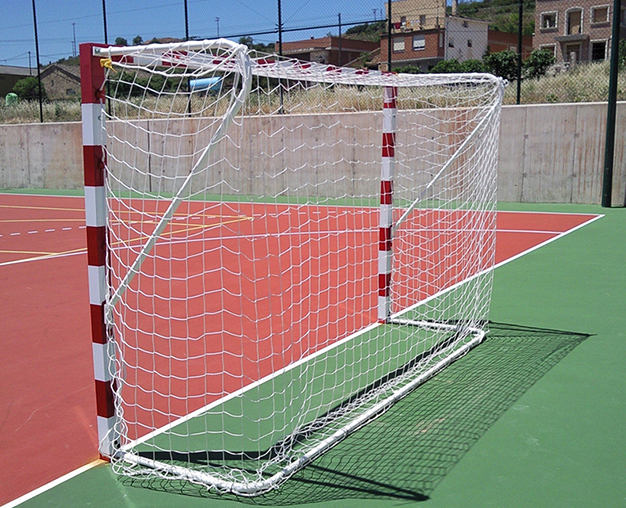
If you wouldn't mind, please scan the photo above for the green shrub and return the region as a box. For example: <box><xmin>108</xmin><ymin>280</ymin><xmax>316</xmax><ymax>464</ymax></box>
<box><xmin>430</xmin><ymin>59</ymin><xmax>462</xmax><ymax>73</ymax></box>
<box><xmin>524</xmin><ymin>49</ymin><xmax>556</xmax><ymax>80</ymax></box>
<box><xmin>12</xmin><ymin>76</ymin><xmax>48</xmax><ymax>101</ymax></box>
<box><xmin>460</xmin><ymin>59</ymin><xmax>488</xmax><ymax>73</ymax></box>
<box><xmin>484</xmin><ymin>50</ymin><xmax>518</xmax><ymax>81</ymax></box>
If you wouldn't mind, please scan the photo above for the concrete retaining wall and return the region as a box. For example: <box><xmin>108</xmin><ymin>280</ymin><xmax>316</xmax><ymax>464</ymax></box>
<box><xmin>497</xmin><ymin>102</ymin><xmax>626</xmax><ymax>206</ymax></box>
<box><xmin>1</xmin><ymin>102</ymin><xmax>624</xmax><ymax>205</ymax></box>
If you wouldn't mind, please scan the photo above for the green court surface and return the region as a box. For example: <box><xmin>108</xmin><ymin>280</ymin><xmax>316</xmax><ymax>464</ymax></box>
<box><xmin>11</xmin><ymin>202</ymin><xmax>626</xmax><ymax>508</ymax></box>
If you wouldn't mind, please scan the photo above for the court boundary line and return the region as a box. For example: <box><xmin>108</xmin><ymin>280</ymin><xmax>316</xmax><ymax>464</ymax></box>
<box><xmin>2</xmin><ymin>211</ymin><xmax>604</xmax><ymax>507</ymax></box>
<box><xmin>1</xmin><ymin>461</ymin><xmax>103</xmax><ymax>508</ymax></box>
<box><xmin>493</xmin><ymin>213</ymin><xmax>603</xmax><ymax>270</ymax></box>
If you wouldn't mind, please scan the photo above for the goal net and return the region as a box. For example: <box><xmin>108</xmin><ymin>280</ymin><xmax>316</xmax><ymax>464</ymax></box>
<box><xmin>81</xmin><ymin>38</ymin><xmax>503</xmax><ymax>496</ymax></box>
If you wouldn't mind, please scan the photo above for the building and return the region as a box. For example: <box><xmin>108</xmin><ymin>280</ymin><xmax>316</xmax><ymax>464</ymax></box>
<box><xmin>380</xmin><ymin>0</ymin><xmax>533</xmax><ymax>71</ymax></box>
<box><xmin>389</xmin><ymin>0</ymin><xmax>447</xmax><ymax>31</ymax></box>
<box><xmin>534</xmin><ymin>0</ymin><xmax>626</xmax><ymax>63</ymax></box>
<box><xmin>276</xmin><ymin>36</ymin><xmax>379</xmax><ymax>67</ymax></box>
<box><xmin>380</xmin><ymin>16</ymin><xmax>490</xmax><ymax>71</ymax></box>
<box><xmin>488</xmin><ymin>29</ymin><xmax>534</xmax><ymax>58</ymax></box>
<box><xmin>39</xmin><ymin>64</ymin><xmax>81</xmax><ymax>100</ymax></box>
<box><xmin>0</xmin><ymin>65</ymin><xmax>33</xmax><ymax>97</ymax></box>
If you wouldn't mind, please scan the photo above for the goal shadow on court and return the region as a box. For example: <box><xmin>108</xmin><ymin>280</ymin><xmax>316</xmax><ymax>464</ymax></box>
<box><xmin>119</xmin><ymin>322</ymin><xmax>590</xmax><ymax>504</ymax></box>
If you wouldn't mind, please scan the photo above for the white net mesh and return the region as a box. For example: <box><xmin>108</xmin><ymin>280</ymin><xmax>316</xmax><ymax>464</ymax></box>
<box><xmin>91</xmin><ymin>39</ymin><xmax>503</xmax><ymax>495</ymax></box>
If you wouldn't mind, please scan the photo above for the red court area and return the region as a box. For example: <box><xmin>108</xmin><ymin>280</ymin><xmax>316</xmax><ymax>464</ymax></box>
<box><xmin>0</xmin><ymin>193</ymin><xmax>600</xmax><ymax>506</ymax></box>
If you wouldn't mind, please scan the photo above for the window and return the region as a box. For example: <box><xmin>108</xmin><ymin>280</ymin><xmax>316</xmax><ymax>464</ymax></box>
<box><xmin>592</xmin><ymin>40</ymin><xmax>607</xmax><ymax>60</ymax></box>
<box><xmin>448</xmin><ymin>36</ymin><xmax>455</xmax><ymax>48</ymax></box>
<box><xmin>393</xmin><ymin>37</ymin><xmax>405</xmax><ymax>52</ymax></box>
<box><xmin>467</xmin><ymin>39</ymin><xmax>473</xmax><ymax>48</ymax></box>
<box><xmin>462</xmin><ymin>20</ymin><xmax>469</xmax><ymax>28</ymax></box>
<box><xmin>567</xmin><ymin>9</ymin><xmax>582</xmax><ymax>35</ymax></box>
<box><xmin>540</xmin><ymin>44</ymin><xmax>557</xmax><ymax>57</ymax></box>
<box><xmin>419</xmin><ymin>14</ymin><xmax>426</xmax><ymax>26</ymax></box>
<box><xmin>541</xmin><ymin>12</ymin><xmax>557</xmax><ymax>29</ymax></box>
<box><xmin>401</xmin><ymin>16</ymin><xmax>407</xmax><ymax>27</ymax></box>
<box><xmin>413</xmin><ymin>35</ymin><xmax>425</xmax><ymax>51</ymax></box>
<box><xmin>592</xmin><ymin>6</ymin><xmax>609</xmax><ymax>23</ymax></box>
<box><xmin>439</xmin><ymin>33</ymin><xmax>444</xmax><ymax>48</ymax></box>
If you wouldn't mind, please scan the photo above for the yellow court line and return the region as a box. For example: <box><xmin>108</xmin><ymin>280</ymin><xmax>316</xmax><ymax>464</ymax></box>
<box><xmin>1</xmin><ymin>216</ymin><xmax>252</xmax><ymax>266</ymax></box>
<box><xmin>0</xmin><ymin>203</ymin><xmax>85</xmax><ymax>212</ymax></box>
<box><xmin>110</xmin><ymin>216</ymin><xmax>253</xmax><ymax>248</ymax></box>
<box><xmin>0</xmin><ymin>248</ymin><xmax>60</xmax><ymax>256</ymax></box>
<box><xmin>0</xmin><ymin>246</ymin><xmax>87</xmax><ymax>267</ymax></box>
<box><xmin>110</xmin><ymin>213</ymin><xmax>248</xmax><ymax>222</ymax></box>
<box><xmin>109</xmin><ymin>214</ymin><xmax>248</xmax><ymax>225</ymax></box>
<box><xmin>0</xmin><ymin>218</ymin><xmax>85</xmax><ymax>224</ymax></box>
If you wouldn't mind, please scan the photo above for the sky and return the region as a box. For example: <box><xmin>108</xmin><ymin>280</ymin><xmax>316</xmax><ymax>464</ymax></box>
<box><xmin>0</xmin><ymin>0</ymin><xmax>387</xmax><ymax>69</ymax></box>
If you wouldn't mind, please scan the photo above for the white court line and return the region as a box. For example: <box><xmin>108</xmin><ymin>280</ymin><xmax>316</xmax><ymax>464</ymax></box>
<box><xmin>2</xmin><ymin>211</ymin><xmax>604</xmax><ymax>506</ymax></box>
<box><xmin>0</xmin><ymin>249</ymin><xmax>86</xmax><ymax>268</ymax></box>
<box><xmin>493</xmin><ymin>213</ymin><xmax>603</xmax><ymax>270</ymax></box>
<box><xmin>119</xmin><ymin>213</ymin><xmax>606</xmax><ymax>448</ymax></box>
<box><xmin>1</xmin><ymin>461</ymin><xmax>103</xmax><ymax>508</ymax></box>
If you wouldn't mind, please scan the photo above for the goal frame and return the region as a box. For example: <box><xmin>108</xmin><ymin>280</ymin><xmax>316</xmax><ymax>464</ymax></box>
<box><xmin>81</xmin><ymin>38</ymin><xmax>504</xmax><ymax>495</ymax></box>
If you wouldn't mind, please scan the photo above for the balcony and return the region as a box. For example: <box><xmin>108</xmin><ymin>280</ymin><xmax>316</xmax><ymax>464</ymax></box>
<box><xmin>555</xmin><ymin>33</ymin><xmax>589</xmax><ymax>43</ymax></box>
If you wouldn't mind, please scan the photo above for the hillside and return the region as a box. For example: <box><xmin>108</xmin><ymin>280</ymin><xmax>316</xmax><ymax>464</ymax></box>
<box><xmin>456</xmin><ymin>0</ymin><xmax>535</xmax><ymax>36</ymax></box>
<box><xmin>344</xmin><ymin>0</ymin><xmax>536</xmax><ymax>42</ymax></box>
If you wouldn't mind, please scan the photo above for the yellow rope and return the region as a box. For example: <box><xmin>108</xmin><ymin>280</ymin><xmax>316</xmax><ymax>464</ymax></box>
<box><xmin>100</xmin><ymin>58</ymin><xmax>117</xmax><ymax>73</ymax></box>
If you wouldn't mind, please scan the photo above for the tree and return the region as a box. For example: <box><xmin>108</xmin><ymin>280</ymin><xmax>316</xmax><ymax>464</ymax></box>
<box><xmin>132</xmin><ymin>35</ymin><xmax>143</xmax><ymax>45</ymax></box>
<box><xmin>115</xmin><ymin>37</ymin><xmax>128</xmax><ymax>46</ymax></box>
<box><xmin>344</xmin><ymin>21</ymin><xmax>386</xmax><ymax>42</ymax></box>
<box><xmin>484</xmin><ymin>50</ymin><xmax>518</xmax><ymax>80</ymax></box>
<box><xmin>523</xmin><ymin>48</ymin><xmax>555</xmax><ymax>80</ymax></box>
<box><xmin>619</xmin><ymin>38</ymin><xmax>626</xmax><ymax>70</ymax></box>
<box><xmin>12</xmin><ymin>76</ymin><xmax>47</xmax><ymax>101</ymax></box>
<box><xmin>238</xmin><ymin>36</ymin><xmax>274</xmax><ymax>52</ymax></box>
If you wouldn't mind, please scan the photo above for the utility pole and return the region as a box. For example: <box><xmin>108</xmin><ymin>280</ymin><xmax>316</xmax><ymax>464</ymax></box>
<box><xmin>387</xmin><ymin>0</ymin><xmax>392</xmax><ymax>71</ymax></box>
<box><xmin>72</xmin><ymin>23</ymin><xmax>77</xmax><ymax>58</ymax></box>
<box><xmin>102</xmin><ymin>0</ymin><xmax>108</xmax><ymax>44</ymax></box>
<box><xmin>338</xmin><ymin>13</ymin><xmax>342</xmax><ymax>66</ymax></box>
<box><xmin>601</xmin><ymin>0</ymin><xmax>622</xmax><ymax>207</ymax></box>
<box><xmin>277</xmin><ymin>0</ymin><xmax>283</xmax><ymax>56</ymax></box>
<box><xmin>516</xmin><ymin>0</ymin><xmax>523</xmax><ymax>104</ymax></box>
<box><xmin>31</xmin><ymin>0</ymin><xmax>43</xmax><ymax>123</ymax></box>
<box><xmin>184</xmin><ymin>0</ymin><xmax>189</xmax><ymax>41</ymax></box>
<box><xmin>216</xmin><ymin>17</ymin><xmax>220</xmax><ymax>38</ymax></box>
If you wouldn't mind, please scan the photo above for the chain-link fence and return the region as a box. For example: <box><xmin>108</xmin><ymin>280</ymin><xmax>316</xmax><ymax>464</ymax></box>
<box><xmin>1</xmin><ymin>0</ymin><xmax>625</xmax><ymax>123</ymax></box>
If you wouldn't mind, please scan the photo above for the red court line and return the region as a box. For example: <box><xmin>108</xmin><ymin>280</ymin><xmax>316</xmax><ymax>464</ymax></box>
<box><xmin>0</xmin><ymin>193</ymin><xmax>601</xmax><ymax>506</ymax></box>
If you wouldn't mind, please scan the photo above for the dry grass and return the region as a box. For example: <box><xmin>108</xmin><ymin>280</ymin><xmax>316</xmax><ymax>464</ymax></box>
<box><xmin>503</xmin><ymin>60</ymin><xmax>626</xmax><ymax>105</ymax></box>
<box><xmin>0</xmin><ymin>99</ymin><xmax>82</xmax><ymax>124</ymax></box>
<box><xmin>1</xmin><ymin>61</ymin><xmax>623</xmax><ymax>124</ymax></box>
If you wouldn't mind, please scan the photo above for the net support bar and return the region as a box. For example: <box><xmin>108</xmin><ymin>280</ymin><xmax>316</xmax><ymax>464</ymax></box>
<box><xmin>378</xmin><ymin>85</ymin><xmax>397</xmax><ymax>323</ymax></box>
<box><xmin>102</xmin><ymin>41</ymin><xmax>252</xmax><ymax>319</ymax></box>
<box><xmin>394</xmin><ymin>86</ymin><xmax>504</xmax><ymax>233</ymax></box>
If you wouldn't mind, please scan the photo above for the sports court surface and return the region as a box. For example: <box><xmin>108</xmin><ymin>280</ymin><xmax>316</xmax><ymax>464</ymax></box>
<box><xmin>1</xmin><ymin>191</ymin><xmax>625</xmax><ymax>508</ymax></box>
